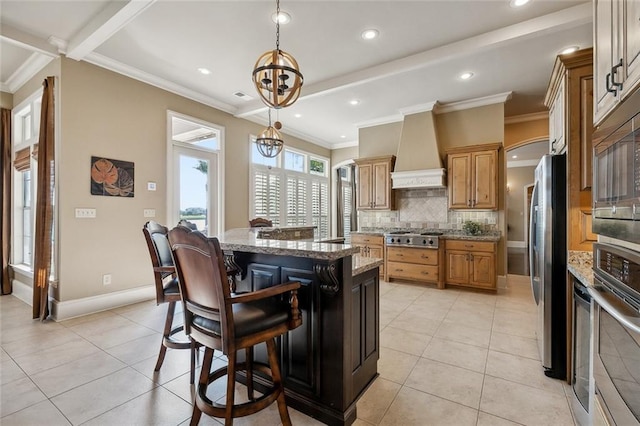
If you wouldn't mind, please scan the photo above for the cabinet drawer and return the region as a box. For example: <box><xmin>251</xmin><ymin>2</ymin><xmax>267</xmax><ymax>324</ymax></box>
<box><xmin>386</xmin><ymin>247</ymin><xmax>438</xmax><ymax>265</ymax></box>
<box><xmin>445</xmin><ymin>240</ymin><xmax>495</xmax><ymax>253</ymax></box>
<box><xmin>387</xmin><ymin>262</ymin><xmax>439</xmax><ymax>281</ymax></box>
<box><xmin>351</xmin><ymin>234</ymin><xmax>384</xmax><ymax>245</ymax></box>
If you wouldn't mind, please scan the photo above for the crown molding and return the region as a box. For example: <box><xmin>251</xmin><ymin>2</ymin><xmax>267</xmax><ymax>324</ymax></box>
<box><xmin>331</xmin><ymin>140</ymin><xmax>359</xmax><ymax>150</ymax></box>
<box><xmin>504</xmin><ymin>111</ymin><xmax>548</xmax><ymax>124</ymax></box>
<box><xmin>398</xmin><ymin>101</ymin><xmax>439</xmax><ymax>116</ymax></box>
<box><xmin>4</xmin><ymin>52</ymin><xmax>55</xmax><ymax>94</ymax></box>
<box><xmin>434</xmin><ymin>91</ymin><xmax>513</xmax><ymax>114</ymax></box>
<box><xmin>355</xmin><ymin>114</ymin><xmax>403</xmax><ymax>129</ymax></box>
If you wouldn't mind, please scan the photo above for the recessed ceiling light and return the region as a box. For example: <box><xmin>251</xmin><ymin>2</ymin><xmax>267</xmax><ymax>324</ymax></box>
<box><xmin>294</xmin><ymin>113</ymin><xmax>302</xmax><ymax>118</ymax></box>
<box><xmin>349</xmin><ymin>99</ymin><xmax>360</xmax><ymax>106</ymax></box>
<box><xmin>361</xmin><ymin>29</ymin><xmax>379</xmax><ymax>40</ymax></box>
<box><xmin>560</xmin><ymin>46</ymin><xmax>580</xmax><ymax>55</ymax></box>
<box><xmin>272</xmin><ymin>11</ymin><xmax>291</xmax><ymax>24</ymax></box>
<box><xmin>198</xmin><ymin>68</ymin><xmax>211</xmax><ymax>75</ymax></box>
<box><xmin>459</xmin><ymin>72</ymin><xmax>474</xmax><ymax>80</ymax></box>
<box><xmin>510</xmin><ymin>0</ymin><xmax>531</xmax><ymax>7</ymax></box>
<box><xmin>340</xmin><ymin>135</ymin><xmax>346</xmax><ymax>139</ymax></box>
<box><xmin>512</xmin><ymin>155</ymin><xmax>518</xmax><ymax>159</ymax></box>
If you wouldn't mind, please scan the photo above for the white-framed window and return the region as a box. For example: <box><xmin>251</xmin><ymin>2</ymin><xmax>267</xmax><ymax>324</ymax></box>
<box><xmin>167</xmin><ymin>111</ymin><xmax>224</xmax><ymax>236</ymax></box>
<box><xmin>250</xmin><ymin>139</ymin><xmax>330</xmax><ymax>239</ymax></box>
<box><xmin>11</xmin><ymin>90</ymin><xmax>42</xmax><ymax>268</ymax></box>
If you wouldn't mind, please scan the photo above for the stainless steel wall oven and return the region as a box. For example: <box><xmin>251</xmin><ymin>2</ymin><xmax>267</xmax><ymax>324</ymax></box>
<box><xmin>592</xmin><ymin>95</ymin><xmax>640</xmax><ymax>245</ymax></box>
<box><xmin>589</xmin><ymin>243</ymin><xmax>640</xmax><ymax>425</ymax></box>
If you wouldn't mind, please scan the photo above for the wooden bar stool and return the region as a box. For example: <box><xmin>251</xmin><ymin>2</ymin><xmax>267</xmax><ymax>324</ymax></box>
<box><xmin>168</xmin><ymin>226</ymin><xmax>302</xmax><ymax>425</ymax></box>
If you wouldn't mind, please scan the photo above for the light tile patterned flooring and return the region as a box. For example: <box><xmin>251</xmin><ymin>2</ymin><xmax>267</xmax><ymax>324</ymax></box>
<box><xmin>0</xmin><ymin>275</ymin><xmax>577</xmax><ymax>425</ymax></box>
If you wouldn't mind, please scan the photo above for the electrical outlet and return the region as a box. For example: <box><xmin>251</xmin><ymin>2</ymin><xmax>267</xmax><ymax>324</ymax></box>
<box><xmin>143</xmin><ymin>209</ymin><xmax>156</xmax><ymax>218</ymax></box>
<box><xmin>457</xmin><ymin>217</ymin><xmax>462</xmax><ymax>224</ymax></box>
<box><xmin>487</xmin><ymin>217</ymin><xmax>497</xmax><ymax>225</ymax></box>
<box><xmin>75</xmin><ymin>208</ymin><xmax>96</xmax><ymax>218</ymax></box>
<box><xmin>102</xmin><ymin>274</ymin><xmax>112</xmax><ymax>285</ymax></box>
<box><xmin>147</xmin><ymin>182</ymin><xmax>157</xmax><ymax>191</ymax></box>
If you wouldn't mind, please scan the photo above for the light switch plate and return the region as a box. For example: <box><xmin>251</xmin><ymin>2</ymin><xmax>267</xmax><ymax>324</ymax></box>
<box><xmin>147</xmin><ymin>182</ymin><xmax>157</xmax><ymax>191</ymax></box>
<box><xmin>143</xmin><ymin>209</ymin><xmax>156</xmax><ymax>218</ymax></box>
<box><xmin>75</xmin><ymin>208</ymin><xmax>96</xmax><ymax>218</ymax></box>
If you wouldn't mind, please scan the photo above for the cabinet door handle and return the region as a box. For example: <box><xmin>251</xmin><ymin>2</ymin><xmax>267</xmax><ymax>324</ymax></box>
<box><xmin>464</xmin><ymin>244</ymin><xmax>474</xmax><ymax>248</ymax></box>
<box><xmin>606</xmin><ymin>72</ymin><xmax>618</xmax><ymax>95</ymax></box>
<box><xmin>472</xmin><ymin>199</ymin><xmax>476</xmax><ymax>207</ymax></box>
<box><xmin>421</xmin><ymin>271</ymin><xmax>430</xmax><ymax>276</ymax></box>
<box><xmin>469</xmin><ymin>254</ymin><xmax>474</xmax><ymax>261</ymax></box>
<box><xmin>611</xmin><ymin>59</ymin><xmax>624</xmax><ymax>90</ymax></box>
<box><xmin>550</xmin><ymin>139</ymin><xmax>556</xmax><ymax>153</ymax></box>
<box><xmin>396</xmin><ymin>268</ymin><xmax>404</xmax><ymax>272</ymax></box>
<box><xmin>467</xmin><ymin>199</ymin><xmax>471</xmax><ymax>206</ymax></box>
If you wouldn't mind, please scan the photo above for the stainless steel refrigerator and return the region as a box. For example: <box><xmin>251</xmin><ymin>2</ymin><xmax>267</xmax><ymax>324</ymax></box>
<box><xmin>528</xmin><ymin>153</ymin><xmax>566</xmax><ymax>380</ymax></box>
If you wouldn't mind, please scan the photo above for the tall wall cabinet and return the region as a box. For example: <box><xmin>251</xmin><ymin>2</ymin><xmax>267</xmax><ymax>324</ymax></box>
<box><xmin>594</xmin><ymin>0</ymin><xmax>640</xmax><ymax>125</ymax></box>
<box><xmin>544</xmin><ymin>48</ymin><xmax>596</xmax><ymax>252</ymax></box>
<box><xmin>446</xmin><ymin>143</ymin><xmax>500</xmax><ymax>210</ymax></box>
<box><xmin>354</xmin><ymin>155</ymin><xmax>396</xmax><ymax>211</ymax></box>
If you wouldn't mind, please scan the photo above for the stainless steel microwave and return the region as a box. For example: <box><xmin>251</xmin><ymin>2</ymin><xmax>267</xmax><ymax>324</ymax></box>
<box><xmin>592</xmin><ymin>92</ymin><xmax>640</xmax><ymax>245</ymax></box>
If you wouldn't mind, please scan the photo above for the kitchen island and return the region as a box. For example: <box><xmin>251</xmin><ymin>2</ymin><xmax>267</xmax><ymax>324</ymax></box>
<box><xmin>218</xmin><ymin>228</ymin><xmax>381</xmax><ymax>426</ymax></box>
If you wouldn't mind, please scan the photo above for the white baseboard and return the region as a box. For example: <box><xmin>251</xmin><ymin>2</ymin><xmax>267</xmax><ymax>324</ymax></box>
<box><xmin>507</xmin><ymin>241</ymin><xmax>527</xmax><ymax>248</ymax></box>
<box><xmin>51</xmin><ymin>285</ymin><xmax>155</xmax><ymax>321</ymax></box>
<box><xmin>11</xmin><ymin>279</ymin><xmax>33</xmax><ymax>306</ymax></box>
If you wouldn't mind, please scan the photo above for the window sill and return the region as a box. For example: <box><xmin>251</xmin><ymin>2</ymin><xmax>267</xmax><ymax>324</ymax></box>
<box><xmin>10</xmin><ymin>263</ymin><xmax>33</xmax><ymax>278</ymax></box>
<box><xmin>9</xmin><ymin>264</ymin><xmax>58</xmax><ymax>287</ymax></box>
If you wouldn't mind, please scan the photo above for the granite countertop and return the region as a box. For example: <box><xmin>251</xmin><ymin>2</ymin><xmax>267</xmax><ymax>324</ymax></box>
<box><xmin>352</xmin><ymin>255</ymin><xmax>383</xmax><ymax>276</ymax></box>
<box><xmin>218</xmin><ymin>228</ymin><xmax>359</xmax><ymax>260</ymax></box>
<box><xmin>352</xmin><ymin>229</ymin><xmax>501</xmax><ymax>242</ymax></box>
<box><xmin>568</xmin><ymin>250</ymin><xmax>594</xmax><ymax>287</ymax></box>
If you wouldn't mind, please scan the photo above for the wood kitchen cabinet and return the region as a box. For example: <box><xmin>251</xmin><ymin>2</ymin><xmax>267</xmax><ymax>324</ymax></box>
<box><xmin>445</xmin><ymin>240</ymin><xmax>497</xmax><ymax>290</ymax></box>
<box><xmin>594</xmin><ymin>0</ymin><xmax>640</xmax><ymax>125</ymax></box>
<box><xmin>351</xmin><ymin>234</ymin><xmax>384</xmax><ymax>276</ymax></box>
<box><xmin>354</xmin><ymin>156</ymin><xmax>396</xmax><ymax>210</ymax></box>
<box><xmin>446</xmin><ymin>143</ymin><xmax>500</xmax><ymax>210</ymax></box>
<box><xmin>385</xmin><ymin>246</ymin><xmax>444</xmax><ymax>288</ymax></box>
<box><xmin>545</xmin><ymin>48</ymin><xmax>596</xmax><ymax>251</ymax></box>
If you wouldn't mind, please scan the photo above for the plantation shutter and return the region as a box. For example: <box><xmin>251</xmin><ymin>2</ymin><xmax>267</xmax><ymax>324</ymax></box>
<box><xmin>254</xmin><ymin>168</ymin><xmax>281</xmax><ymax>226</ymax></box>
<box><xmin>312</xmin><ymin>180</ymin><xmax>329</xmax><ymax>239</ymax></box>
<box><xmin>342</xmin><ymin>181</ymin><xmax>352</xmax><ymax>238</ymax></box>
<box><xmin>286</xmin><ymin>176</ymin><xmax>307</xmax><ymax>226</ymax></box>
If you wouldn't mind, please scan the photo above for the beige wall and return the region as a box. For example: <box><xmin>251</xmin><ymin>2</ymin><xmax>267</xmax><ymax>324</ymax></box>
<box><xmin>1</xmin><ymin>91</ymin><xmax>13</xmax><ymax>109</ymax></box>
<box><xmin>358</xmin><ymin>121</ymin><xmax>402</xmax><ymax>158</ymax></box>
<box><xmin>504</xmin><ymin>117</ymin><xmax>548</xmax><ymax>149</ymax></box>
<box><xmin>506</xmin><ymin>165</ymin><xmax>536</xmax><ymax>242</ymax></box>
<box><xmin>331</xmin><ymin>146</ymin><xmax>358</xmax><ymax>166</ymax></box>
<box><xmin>436</xmin><ymin>104</ymin><xmax>504</xmax><ymax>149</ymax></box>
<box><xmin>15</xmin><ymin>57</ymin><xmax>328</xmax><ymax>303</ymax></box>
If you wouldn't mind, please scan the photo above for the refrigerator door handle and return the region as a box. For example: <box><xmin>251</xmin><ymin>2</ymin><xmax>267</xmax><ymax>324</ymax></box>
<box><xmin>529</xmin><ymin>181</ymin><xmax>540</xmax><ymax>305</ymax></box>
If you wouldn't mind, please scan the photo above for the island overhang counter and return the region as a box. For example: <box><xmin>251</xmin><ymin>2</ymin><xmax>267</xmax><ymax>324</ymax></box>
<box><xmin>217</xmin><ymin>229</ymin><xmax>381</xmax><ymax>426</ymax></box>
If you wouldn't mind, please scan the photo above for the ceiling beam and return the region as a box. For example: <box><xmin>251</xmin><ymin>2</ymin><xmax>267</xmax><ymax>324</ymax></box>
<box><xmin>66</xmin><ymin>0</ymin><xmax>157</xmax><ymax>60</ymax></box>
<box><xmin>234</xmin><ymin>2</ymin><xmax>592</xmax><ymax>118</ymax></box>
<box><xmin>0</xmin><ymin>23</ymin><xmax>59</xmax><ymax>57</ymax></box>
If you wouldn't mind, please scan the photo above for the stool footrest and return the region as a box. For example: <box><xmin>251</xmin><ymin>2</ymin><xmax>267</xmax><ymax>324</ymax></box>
<box><xmin>196</xmin><ymin>362</ymin><xmax>281</xmax><ymax>419</ymax></box>
<box><xmin>163</xmin><ymin>325</ymin><xmax>191</xmax><ymax>350</ymax></box>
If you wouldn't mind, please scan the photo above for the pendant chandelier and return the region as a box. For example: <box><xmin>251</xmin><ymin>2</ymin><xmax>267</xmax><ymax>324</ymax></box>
<box><xmin>255</xmin><ymin>109</ymin><xmax>284</xmax><ymax>158</ymax></box>
<box><xmin>252</xmin><ymin>0</ymin><xmax>303</xmax><ymax>109</ymax></box>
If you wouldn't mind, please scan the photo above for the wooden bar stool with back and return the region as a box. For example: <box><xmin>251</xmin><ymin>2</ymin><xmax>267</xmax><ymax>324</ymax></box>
<box><xmin>168</xmin><ymin>225</ymin><xmax>302</xmax><ymax>425</ymax></box>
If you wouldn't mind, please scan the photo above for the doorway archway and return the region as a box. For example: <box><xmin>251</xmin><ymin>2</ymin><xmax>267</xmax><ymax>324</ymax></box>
<box><xmin>505</xmin><ymin>139</ymin><xmax>547</xmax><ymax>276</ymax></box>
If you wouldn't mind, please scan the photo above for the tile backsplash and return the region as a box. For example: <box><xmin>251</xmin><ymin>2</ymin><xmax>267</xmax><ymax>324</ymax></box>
<box><xmin>358</xmin><ymin>188</ymin><xmax>498</xmax><ymax>231</ymax></box>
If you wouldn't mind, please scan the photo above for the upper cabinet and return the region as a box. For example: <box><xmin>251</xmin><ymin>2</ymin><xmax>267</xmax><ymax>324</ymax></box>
<box><xmin>446</xmin><ymin>143</ymin><xmax>500</xmax><ymax>210</ymax></box>
<box><xmin>354</xmin><ymin>155</ymin><xmax>396</xmax><ymax>210</ymax></box>
<box><xmin>594</xmin><ymin>0</ymin><xmax>640</xmax><ymax>125</ymax></box>
<box><xmin>545</xmin><ymin>48</ymin><xmax>596</xmax><ymax>251</ymax></box>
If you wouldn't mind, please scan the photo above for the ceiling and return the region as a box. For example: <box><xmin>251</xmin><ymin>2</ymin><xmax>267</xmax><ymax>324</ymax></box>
<box><xmin>0</xmin><ymin>0</ymin><xmax>593</xmax><ymax>149</ymax></box>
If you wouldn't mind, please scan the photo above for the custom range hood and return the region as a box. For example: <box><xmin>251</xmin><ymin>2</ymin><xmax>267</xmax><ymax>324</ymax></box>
<box><xmin>391</xmin><ymin>106</ymin><xmax>446</xmax><ymax>189</ymax></box>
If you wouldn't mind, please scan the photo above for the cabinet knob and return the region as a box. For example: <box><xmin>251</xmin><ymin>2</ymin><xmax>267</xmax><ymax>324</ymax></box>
<box><xmin>467</xmin><ymin>200</ymin><xmax>471</xmax><ymax>206</ymax></box>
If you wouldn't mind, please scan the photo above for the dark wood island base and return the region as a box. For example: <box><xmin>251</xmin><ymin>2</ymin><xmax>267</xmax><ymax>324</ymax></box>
<box><xmin>218</xmin><ymin>231</ymin><xmax>380</xmax><ymax>426</ymax></box>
